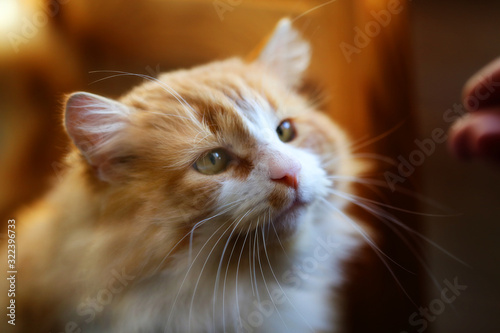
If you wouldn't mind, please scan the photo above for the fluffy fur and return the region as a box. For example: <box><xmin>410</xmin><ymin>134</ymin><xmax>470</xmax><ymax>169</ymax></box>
<box><xmin>1</xmin><ymin>18</ymin><xmax>365</xmax><ymax>332</ymax></box>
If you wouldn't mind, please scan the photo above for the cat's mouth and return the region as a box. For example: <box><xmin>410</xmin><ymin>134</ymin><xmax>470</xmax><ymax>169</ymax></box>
<box><xmin>288</xmin><ymin>196</ymin><xmax>306</xmax><ymax>212</ymax></box>
<box><xmin>271</xmin><ymin>195</ymin><xmax>309</xmax><ymax>232</ymax></box>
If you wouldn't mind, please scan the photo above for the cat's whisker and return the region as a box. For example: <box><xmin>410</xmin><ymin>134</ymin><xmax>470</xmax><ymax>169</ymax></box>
<box><xmin>248</xmin><ymin>230</ymin><xmax>255</xmax><ymax>299</ymax></box>
<box><xmin>324</xmin><ymin>174</ymin><xmax>389</xmax><ymax>201</ymax></box>
<box><xmin>235</xmin><ymin>224</ymin><xmax>252</xmax><ymax>330</ymax></box>
<box><xmin>369</xmin><ymin>207</ymin><xmax>446</xmax><ymax>293</ymax></box>
<box><xmin>147</xmin><ymin>110</ymin><xmax>194</xmax><ymax>122</ymax></box>
<box><xmin>187</xmin><ymin>217</ymin><xmax>241</xmax><ymax>332</ymax></box>
<box><xmin>349</xmin><ymin>152</ymin><xmax>398</xmax><ymax>165</ymax></box>
<box><xmin>89</xmin><ymin>71</ymin><xmax>191</xmax><ymax>110</ymax></box>
<box><xmin>165</xmin><ymin>218</ymin><xmax>233</xmax><ymax>331</ymax></box>
<box><xmin>329</xmin><ymin>191</ymin><xmax>451</xmax><ymax>295</ymax></box>
<box><xmin>89</xmin><ymin>70</ymin><xmax>205</xmax><ymax>133</ymax></box>
<box><xmin>149</xmin><ymin>198</ymin><xmax>243</xmax><ymax>278</ymax></box>
<box><xmin>256</xmin><ymin>226</ymin><xmax>290</xmax><ymax>332</ymax></box>
<box><xmin>212</xmin><ymin>208</ymin><xmax>256</xmax><ymax>332</ymax></box>
<box><xmin>213</xmin><ymin>232</ymin><xmax>235</xmax><ymax>333</ymax></box>
<box><xmin>320</xmin><ymin>197</ymin><xmax>418</xmax><ymax>306</ymax></box>
<box><xmin>188</xmin><ymin>208</ymin><xmax>254</xmax><ymax>332</ymax></box>
<box><xmin>268</xmin><ymin>209</ymin><xmax>292</xmax><ymax>263</ymax></box>
<box><xmin>249</xmin><ymin>222</ymin><xmax>258</xmax><ymax>301</ymax></box>
<box><xmin>327</xmin><ymin>174</ymin><xmax>388</xmax><ymax>185</ymax></box>
<box><xmin>347</xmin><ymin>120</ymin><xmax>406</xmax><ymax>153</ymax></box>
<box><xmin>220</xmin><ymin>227</ymin><xmax>243</xmax><ymax>333</ymax></box>
<box><xmin>188</xmin><ymin>198</ymin><xmax>246</xmax><ymax>262</ymax></box>
<box><xmin>326</xmin><ymin>188</ymin><xmax>470</xmax><ymax>297</ymax></box>
<box><xmin>266</xmin><ymin>211</ymin><xmax>272</xmax><ymax>247</ymax></box>
<box><xmin>252</xmin><ymin>223</ymin><xmax>261</xmax><ymax>303</ymax></box>
<box><xmin>328</xmin><ymin>189</ymin><xmax>469</xmax><ymax>266</ymax></box>
<box><xmin>322</xmin><ymin>151</ymin><xmax>397</xmax><ymax>170</ymax></box>
<box><xmin>193</xmin><ymin>131</ymin><xmax>212</xmax><ymax>146</ymax></box>
<box><xmin>319</xmin><ymin>197</ymin><xmax>414</xmax><ymax>274</ymax></box>
<box><xmin>292</xmin><ymin>0</ymin><xmax>337</xmax><ymax>23</ymax></box>
<box><xmin>329</xmin><ymin>189</ymin><xmax>457</xmax><ymax>218</ymax></box>
<box><xmin>327</xmin><ymin>174</ymin><xmax>457</xmax><ymax>214</ymax></box>
<box><xmin>261</xmin><ymin>214</ymin><xmax>315</xmax><ymax>332</ymax></box>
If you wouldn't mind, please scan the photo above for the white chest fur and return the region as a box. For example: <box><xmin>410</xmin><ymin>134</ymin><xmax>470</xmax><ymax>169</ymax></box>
<box><xmin>108</xmin><ymin>205</ymin><xmax>359</xmax><ymax>333</ymax></box>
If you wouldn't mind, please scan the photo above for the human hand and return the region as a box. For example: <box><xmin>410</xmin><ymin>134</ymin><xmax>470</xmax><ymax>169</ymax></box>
<box><xmin>449</xmin><ymin>58</ymin><xmax>500</xmax><ymax>162</ymax></box>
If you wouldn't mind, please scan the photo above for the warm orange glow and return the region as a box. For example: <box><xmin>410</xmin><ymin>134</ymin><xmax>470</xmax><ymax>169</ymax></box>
<box><xmin>0</xmin><ymin>0</ymin><xmax>20</xmax><ymax>30</ymax></box>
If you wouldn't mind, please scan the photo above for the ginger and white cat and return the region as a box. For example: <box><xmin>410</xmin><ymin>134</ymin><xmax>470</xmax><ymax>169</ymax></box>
<box><xmin>2</xmin><ymin>19</ymin><xmax>364</xmax><ymax>332</ymax></box>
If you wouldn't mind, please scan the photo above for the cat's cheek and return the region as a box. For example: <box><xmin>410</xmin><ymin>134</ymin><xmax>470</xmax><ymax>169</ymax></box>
<box><xmin>169</xmin><ymin>170</ymin><xmax>225</xmax><ymax>213</ymax></box>
<box><xmin>293</xmin><ymin>150</ymin><xmax>330</xmax><ymax>201</ymax></box>
<box><xmin>217</xmin><ymin>176</ymin><xmax>272</xmax><ymax>222</ymax></box>
<box><xmin>270</xmin><ymin>200</ymin><xmax>312</xmax><ymax>237</ymax></box>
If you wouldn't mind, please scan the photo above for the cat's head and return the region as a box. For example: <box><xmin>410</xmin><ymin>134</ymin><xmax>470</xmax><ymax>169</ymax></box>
<box><xmin>64</xmin><ymin>18</ymin><xmax>356</xmax><ymax>249</ymax></box>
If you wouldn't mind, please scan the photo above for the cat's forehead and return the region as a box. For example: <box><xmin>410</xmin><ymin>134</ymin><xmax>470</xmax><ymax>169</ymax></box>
<box><xmin>194</xmin><ymin>88</ymin><xmax>279</xmax><ymax>148</ymax></box>
<box><xmin>155</xmin><ymin>59</ymin><xmax>292</xmax><ymax>115</ymax></box>
<box><xmin>120</xmin><ymin>59</ymin><xmax>314</xmax><ymax>170</ymax></box>
<box><xmin>130</xmin><ymin>61</ymin><xmax>296</xmax><ymax>142</ymax></box>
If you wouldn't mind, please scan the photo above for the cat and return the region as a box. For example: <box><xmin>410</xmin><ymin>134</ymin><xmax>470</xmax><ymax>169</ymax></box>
<box><xmin>1</xmin><ymin>18</ymin><xmax>366</xmax><ymax>333</ymax></box>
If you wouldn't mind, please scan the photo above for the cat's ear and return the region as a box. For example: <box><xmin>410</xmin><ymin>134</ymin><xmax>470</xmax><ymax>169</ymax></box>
<box><xmin>252</xmin><ymin>18</ymin><xmax>311</xmax><ymax>88</ymax></box>
<box><xmin>64</xmin><ymin>92</ymin><xmax>132</xmax><ymax>182</ymax></box>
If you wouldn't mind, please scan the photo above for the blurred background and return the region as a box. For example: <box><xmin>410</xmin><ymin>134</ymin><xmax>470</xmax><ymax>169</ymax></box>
<box><xmin>412</xmin><ymin>0</ymin><xmax>500</xmax><ymax>332</ymax></box>
<box><xmin>0</xmin><ymin>0</ymin><xmax>498</xmax><ymax>332</ymax></box>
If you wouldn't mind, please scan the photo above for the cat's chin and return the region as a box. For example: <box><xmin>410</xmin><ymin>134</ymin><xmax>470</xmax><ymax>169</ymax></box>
<box><xmin>270</xmin><ymin>198</ymin><xmax>308</xmax><ymax>237</ymax></box>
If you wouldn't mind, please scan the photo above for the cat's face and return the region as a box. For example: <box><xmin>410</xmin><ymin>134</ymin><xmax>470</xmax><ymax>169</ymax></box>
<box><xmin>64</xmin><ymin>19</ymin><xmax>353</xmax><ymax>256</ymax></box>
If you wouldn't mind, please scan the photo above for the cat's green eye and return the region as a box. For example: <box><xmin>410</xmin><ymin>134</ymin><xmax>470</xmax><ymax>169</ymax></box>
<box><xmin>194</xmin><ymin>148</ymin><xmax>230</xmax><ymax>175</ymax></box>
<box><xmin>276</xmin><ymin>119</ymin><xmax>296</xmax><ymax>142</ymax></box>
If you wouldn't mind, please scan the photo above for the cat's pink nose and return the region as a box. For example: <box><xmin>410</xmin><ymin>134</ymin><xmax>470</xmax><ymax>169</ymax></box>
<box><xmin>269</xmin><ymin>157</ymin><xmax>301</xmax><ymax>189</ymax></box>
<box><xmin>272</xmin><ymin>173</ymin><xmax>299</xmax><ymax>189</ymax></box>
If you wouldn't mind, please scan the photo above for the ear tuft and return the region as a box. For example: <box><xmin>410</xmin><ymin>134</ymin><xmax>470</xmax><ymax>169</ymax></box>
<box><xmin>256</xmin><ymin>18</ymin><xmax>311</xmax><ymax>88</ymax></box>
<box><xmin>64</xmin><ymin>92</ymin><xmax>132</xmax><ymax>181</ymax></box>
